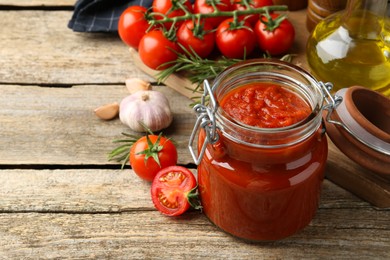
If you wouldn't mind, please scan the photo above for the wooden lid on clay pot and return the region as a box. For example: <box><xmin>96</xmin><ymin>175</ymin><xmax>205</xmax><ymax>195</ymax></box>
<box><xmin>324</xmin><ymin>86</ymin><xmax>390</xmax><ymax>175</ymax></box>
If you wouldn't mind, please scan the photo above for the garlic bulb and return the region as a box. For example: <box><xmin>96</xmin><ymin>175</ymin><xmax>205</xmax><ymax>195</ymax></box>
<box><xmin>119</xmin><ymin>90</ymin><xmax>173</xmax><ymax>132</ymax></box>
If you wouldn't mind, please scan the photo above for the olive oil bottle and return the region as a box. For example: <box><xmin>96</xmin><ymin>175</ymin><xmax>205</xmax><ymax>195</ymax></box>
<box><xmin>307</xmin><ymin>0</ymin><xmax>390</xmax><ymax>97</ymax></box>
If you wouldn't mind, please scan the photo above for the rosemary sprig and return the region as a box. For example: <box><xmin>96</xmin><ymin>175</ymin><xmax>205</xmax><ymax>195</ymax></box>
<box><xmin>107</xmin><ymin>123</ymin><xmax>155</xmax><ymax>169</ymax></box>
<box><xmin>107</xmin><ymin>132</ymin><xmax>140</xmax><ymax>169</ymax></box>
<box><xmin>156</xmin><ymin>45</ymin><xmax>243</xmax><ymax>91</ymax></box>
<box><xmin>156</xmin><ymin>45</ymin><xmax>297</xmax><ymax>93</ymax></box>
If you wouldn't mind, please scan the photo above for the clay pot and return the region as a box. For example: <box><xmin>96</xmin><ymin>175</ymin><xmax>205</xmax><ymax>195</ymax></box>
<box><xmin>325</xmin><ymin>86</ymin><xmax>390</xmax><ymax>175</ymax></box>
<box><xmin>272</xmin><ymin>0</ymin><xmax>308</xmax><ymax>11</ymax></box>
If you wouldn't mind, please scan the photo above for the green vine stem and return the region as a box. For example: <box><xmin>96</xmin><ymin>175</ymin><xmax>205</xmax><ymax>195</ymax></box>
<box><xmin>260</xmin><ymin>8</ymin><xmax>288</xmax><ymax>32</ymax></box>
<box><xmin>149</xmin><ymin>5</ymin><xmax>288</xmax><ymax>26</ymax></box>
<box><xmin>239</xmin><ymin>0</ymin><xmax>253</xmax><ymax>9</ymax></box>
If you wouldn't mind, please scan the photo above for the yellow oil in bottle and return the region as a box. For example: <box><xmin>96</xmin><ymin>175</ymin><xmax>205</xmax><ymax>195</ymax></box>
<box><xmin>307</xmin><ymin>10</ymin><xmax>390</xmax><ymax>97</ymax></box>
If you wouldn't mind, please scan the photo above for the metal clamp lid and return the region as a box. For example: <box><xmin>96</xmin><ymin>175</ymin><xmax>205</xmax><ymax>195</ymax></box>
<box><xmin>188</xmin><ymin>80</ymin><xmax>220</xmax><ymax>165</ymax></box>
<box><xmin>321</xmin><ymin>81</ymin><xmax>343</xmax><ymax>121</ymax></box>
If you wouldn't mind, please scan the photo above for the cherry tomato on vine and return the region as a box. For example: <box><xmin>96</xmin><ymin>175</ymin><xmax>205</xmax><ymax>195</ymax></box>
<box><xmin>130</xmin><ymin>134</ymin><xmax>178</xmax><ymax>182</ymax></box>
<box><xmin>152</xmin><ymin>0</ymin><xmax>193</xmax><ymax>28</ymax></box>
<box><xmin>138</xmin><ymin>30</ymin><xmax>180</xmax><ymax>70</ymax></box>
<box><xmin>151</xmin><ymin>166</ymin><xmax>198</xmax><ymax>216</ymax></box>
<box><xmin>233</xmin><ymin>0</ymin><xmax>274</xmax><ymax>25</ymax></box>
<box><xmin>216</xmin><ymin>18</ymin><xmax>257</xmax><ymax>59</ymax></box>
<box><xmin>194</xmin><ymin>0</ymin><xmax>234</xmax><ymax>28</ymax></box>
<box><xmin>177</xmin><ymin>20</ymin><xmax>215</xmax><ymax>58</ymax></box>
<box><xmin>254</xmin><ymin>13</ymin><xmax>295</xmax><ymax>56</ymax></box>
<box><xmin>118</xmin><ymin>6</ymin><xmax>151</xmax><ymax>49</ymax></box>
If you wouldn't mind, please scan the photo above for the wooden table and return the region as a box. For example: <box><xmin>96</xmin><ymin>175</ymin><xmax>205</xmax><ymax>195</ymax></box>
<box><xmin>1</xmin><ymin>1</ymin><xmax>389</xmax><ymax>259</ymax></box>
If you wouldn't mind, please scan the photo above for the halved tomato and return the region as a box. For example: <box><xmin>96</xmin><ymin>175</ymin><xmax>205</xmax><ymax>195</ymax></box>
<box><xmin>151</xmin><ymin>166</ymin><xmax>199</xmax><ymax>216</ymax></box>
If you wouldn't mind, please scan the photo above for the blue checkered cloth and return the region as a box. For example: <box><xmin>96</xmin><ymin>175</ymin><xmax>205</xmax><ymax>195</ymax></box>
<box><xmin>68</xmin><ymin>0</ymin><xmax>154</xmax><ymax>32</ymax></box>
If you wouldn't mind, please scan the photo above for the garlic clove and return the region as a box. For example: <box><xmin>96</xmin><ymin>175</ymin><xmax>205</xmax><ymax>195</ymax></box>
<box><xmin>125</xmin><ymin>78</ymin><xmax>152</xmax><ymax>94</ymax></box>
<box><xmin>94</xmin><ymin>102</ymin><xmax>119</xmax><ymax>120</ymax></box>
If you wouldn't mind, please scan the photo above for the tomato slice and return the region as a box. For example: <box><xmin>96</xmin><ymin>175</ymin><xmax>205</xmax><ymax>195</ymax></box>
<box><xmin>151</xmin><ymin>166</ymin><xmax>197</xmax><ymax>216</ymax></box>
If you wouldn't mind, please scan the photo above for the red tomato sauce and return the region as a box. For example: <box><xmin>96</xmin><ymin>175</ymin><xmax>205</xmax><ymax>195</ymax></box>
<box><xmin>198</xmin><ymin>128</ymin><xmax>327</xmax><ymax>241</ymax></box>
<box><xmin>197</xmin><ymin>82</ymin><xmax>327</xmax><ymax>241</ymax></box>
<box><xmin>220</xmin><ymin>82</ymin><xmax>311</xmax><ymax>128</ymax></box>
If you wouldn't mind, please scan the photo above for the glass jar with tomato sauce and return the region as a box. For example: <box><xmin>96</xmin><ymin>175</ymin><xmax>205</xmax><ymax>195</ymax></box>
<box><xmin>189</xmin><ymin>59</ymin><xmax>333</xmax><ymax>241</ymax></box>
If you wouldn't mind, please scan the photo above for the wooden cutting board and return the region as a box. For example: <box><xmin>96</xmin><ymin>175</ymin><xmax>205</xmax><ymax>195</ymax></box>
<box><xmin>130</xmin><ymin>10</ymin><xmax>390</xmax><ymax>208</ymax></box>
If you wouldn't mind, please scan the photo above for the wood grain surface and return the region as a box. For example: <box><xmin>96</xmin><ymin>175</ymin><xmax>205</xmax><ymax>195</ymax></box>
<box><xmin>0</xmin><ymin>169</ymin><xmax>389</xmax><ymax>259</ymax></box>
<box><xmin>0</xmin><ymin>0</ymin><xmax>74</xmax><ymax>6</ymax></box>
<box><xmin>0</xmin><ymin>11</ymin><xmax>153</xmax><ymax>85</ymax></box>
<box><xmin>0</xmin><ymin>84</ymin><xmax>194</xmax><ymax>165</ymax></box>
<box><xmin>1</xmin><ymin>1</ymin><xmax>390</xmax><ymax>259</ymax></box>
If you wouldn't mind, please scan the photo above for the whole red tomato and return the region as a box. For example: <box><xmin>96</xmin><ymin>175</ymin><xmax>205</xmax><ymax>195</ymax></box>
<box><xmin>138</xmin><ymin>30</ymin><xmax>180</xmax><ymax>70</ymax></box>
<box><xmin>152</xmin><ymin>0</ymin><xmax>193</xmax><ymax>28</ymax></box>
<box><xmin>118</xmin><ymin>6</ymin><xmax>150</xmax><ymax>49</ymax></box>
<box><xmin>130</xmin><ymin>134</ymin><xmax>178</xmax><ymax>182</ymax></box>
<box><xmin>151</xmin><ymin>166</ymin><xmax>198</xmax><ymax>216</ymax></box>
<box><xmin>194</xmin><ymin>0</ymin><xmax>234</xmax><ymax>28</ymax></box>
<box><xmin>177</xmin><ymin>20</ymin><xmax>215</xmax><ymax>58</ymax></box>
<box><xmin>254</xmin><ymin>13</ymin><xmax>295</xmax><ymax>56</ymax></box>
<box><xmin>234</xmin><ymin>0</ymin><xmax>274</xmax><ymax>25</ymax></box>
<box><xmin>216</xmin><ymin>18</ymin><xmax>257</xmax><ymax>59</ymax></box>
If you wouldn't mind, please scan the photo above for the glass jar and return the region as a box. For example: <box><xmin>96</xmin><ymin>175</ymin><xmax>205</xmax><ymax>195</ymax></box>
<box><xmin>306</xmin><ymin>0</ymin><xmax>390</xmax><ymax>97</ymax></box>
<box><xmin>189</xmin><ymin>59</ymin><xmax>331</xmax><ymax>241</ymax></box>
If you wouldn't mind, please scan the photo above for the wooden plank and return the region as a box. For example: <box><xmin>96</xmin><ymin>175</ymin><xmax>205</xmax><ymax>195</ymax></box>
<box><xmin>0</xmin><ymin>169</ymin><xmax>389</xmax><ymax>258</ymax></box>
<box><xmin>0</xmin><ymin>169</ymin><xmax>367</xmax><ymax>212</ymax></box>
<box><xmin>0</xmin><ymin>209</ymin><xmax>389</xmax><ymax>259</ymax></box>
<box><xmin>0</xmin><ymin>84</ymin><xmax>195</xmax><ymax>166</ymax></box>
<box><xmin>0</xmin><ymin>206</ymin><xmax>390</xmax><ymax>259</ymax></box>
<box><xmin>0</xmin><ymin>11</ymin><xmax>153</xmax><ymax>85</ymax></box>
<box><xmin>0</xmin><ymin>169</ymin><xmax>152</xmax><ymax>212</ymax></box>
<box><xmin>326</xmin><ymin>140</ymin><xmax>390</xmax><ymax>208</ymax></box>
<box><xmin>0</xmin><ymin>0</ymin><xmax>74</xmax><ymax>6</ymax></box>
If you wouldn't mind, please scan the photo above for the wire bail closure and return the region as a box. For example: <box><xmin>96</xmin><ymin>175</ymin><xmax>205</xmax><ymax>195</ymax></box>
<box><xmin>321</xmin><ymin>81</ymin><xmax>343</xmax><ymax>118</ymax></box>
<box><xmin>188</xmin><ymin>80</ymin><xmax>220</xmax><ymax>165</ymax></box>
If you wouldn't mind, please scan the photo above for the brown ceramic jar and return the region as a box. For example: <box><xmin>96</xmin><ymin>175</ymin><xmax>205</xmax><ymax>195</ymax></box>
<box><xmin>325</xmin><ymin>86</ymin><xmax>390</xmax><ymax>175</ymax></box>
<box><xmin>306</xmin><ymin>0</ymin><xmax>347</xmax><ymax>31</ymax></box>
